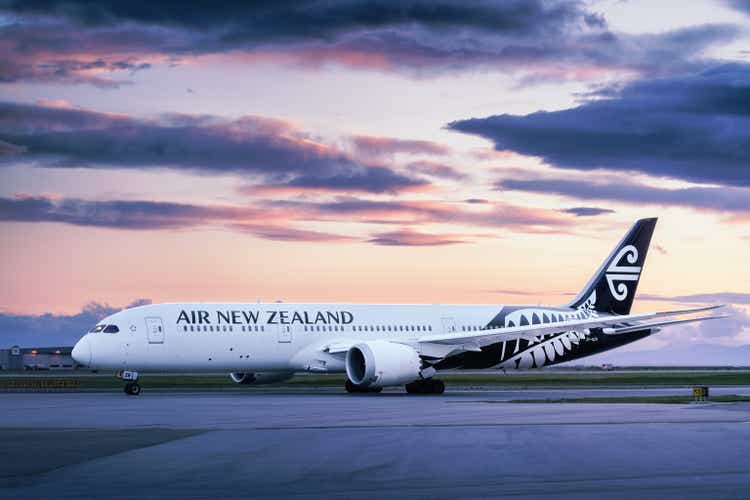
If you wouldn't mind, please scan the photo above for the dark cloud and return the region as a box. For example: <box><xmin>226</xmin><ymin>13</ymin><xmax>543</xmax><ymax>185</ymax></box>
<box><xmin>726</xmin><ymin>0</ymin><xmax>750</xmax><ymax>15</ymax></box>
<box><xmin>0</xmin><ymin>57</ymin><xmax>151</xmax><ymax>88</ymax></box>
<box><xmin>283</xmin><ymin>167</ymin><xmax>426</xmax><ymax>193</ymax></box>
<box><xmin>0</xmin><ymin>101</ymin><xmax>426</xmax><ymax>194</ymax></box>
<box><xmin>0</xmin><ymin>195</ymin><xmax>258</xmax><ymax>229</ymax></box>
<box><xmin>451</xmin><ymin>64</ymin><xmax>750</xmax><ymax>187</ymax></box>
<box><xmin>0</xmin><ymin>1</ymin><xmax>601</xmax><ymax>43</ymax></box>
<box><xmin>0</xmin><ymin>1</ymin><xmax>738</xmax><ymax>84</ymax></box>
<box><xmin>561</xmin><ymin>207</ymin><xmax>614</xmax><ymax>217</ymax></box>
<box><xmin>0</xmin><ymin>139</ymin><xmax>26</xmax><ymax>155</ymax></box>
<box><xmin>0</xmin><ymin>20</ymin><xmax>159</xmax><ymax>87</ymax></box>
<box><xmin>0</xmin><ymin>194</ymin><xmax>356</xmax><ymax>243</ymax></box>
<box><xmin>0</xmin><ymin>299</ymin><xmax>150</xmax><ymax>347</ymax></box>
<box><xmin>368</xmin><ymin>228</ymin><xmax>469</xmax><ymax>246</ymax></box>
<box><xmin>498</xmin><ymin>175</ymin><xmax>750</xmax><ymax>214</ymax></box>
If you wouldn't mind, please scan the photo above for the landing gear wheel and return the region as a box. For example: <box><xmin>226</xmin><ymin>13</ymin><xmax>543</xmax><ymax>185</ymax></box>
<box><xmin>124</xmin><ymin>382</ymin><xmax>142</xmax><ymax>396</ymax></box>
<box><xmin>405</xmin><ymin>379</ymin><xmax>445</xmax><ymax>395</ymax></box>
<box><xmin>345</xmin><ymin>379</ymin><xmax>382</xmax><ymax>394</ymax></box>
<box><xmin>405</xmin><ymin>381</ymin><xmax>421</xmax><ymax>394</ymax></box>
<box><xmin>433</xmin><ymin>379</ymin><xmax>445</xmax><ymax>394</ymax></box>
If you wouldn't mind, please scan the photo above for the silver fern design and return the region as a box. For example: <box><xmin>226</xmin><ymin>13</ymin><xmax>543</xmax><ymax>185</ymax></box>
<box><xmin>497</xmin><ymin>292</ymin><xmax>599</xmax><ymax>370</ymax></box>
<box><xmin>606</xmin><ymin>244</ymin><xmax>641</xmax><ymax>301</ymax></box>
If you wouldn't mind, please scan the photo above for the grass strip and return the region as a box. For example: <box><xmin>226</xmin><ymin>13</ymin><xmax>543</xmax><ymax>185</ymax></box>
<box><xmin>505</xmin><ymin>395</ymin><xmax>750</xmax><ymax>404</ymax></box>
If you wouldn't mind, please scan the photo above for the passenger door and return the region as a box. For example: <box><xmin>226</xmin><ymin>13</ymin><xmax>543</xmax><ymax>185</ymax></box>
<box><xmin>277</xmin><ymin>324</ymin><xmax>292</xmax><ymax>343</ymax></box>
<box><xmin>145</xmin><ymin>317</ymin><xmax>165</xmax><ymax>344</ymax></box>
<box><xmin>441</xmin><ymin>317</ymin><xmax>457</xmax><ymax>334</ymax></box>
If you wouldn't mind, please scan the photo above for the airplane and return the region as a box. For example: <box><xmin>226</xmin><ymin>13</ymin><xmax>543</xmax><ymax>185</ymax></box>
<box><xmin>71</xmin><ymin>218</ymin><xmax>725</xmax><ymax>395</ymax></box>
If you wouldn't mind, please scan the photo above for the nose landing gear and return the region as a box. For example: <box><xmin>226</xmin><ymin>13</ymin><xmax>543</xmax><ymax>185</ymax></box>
<box><xmin>117</xmin><ymin>370</ymin><xmax>141</xmax><ymax>396</ymax></box>
<box><xmin>124</xmin><ymin>382</ymin><xmax>142</xmax><ymax>395</ymax></box>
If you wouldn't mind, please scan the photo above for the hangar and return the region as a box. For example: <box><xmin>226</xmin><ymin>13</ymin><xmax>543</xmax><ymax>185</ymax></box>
<box><xmin>0</xmin><ymin>346</ymin><xmax>80</xmax><ymax>371</ymax></box>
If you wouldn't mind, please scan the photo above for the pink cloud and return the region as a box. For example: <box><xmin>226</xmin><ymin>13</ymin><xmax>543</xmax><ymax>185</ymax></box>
<box><xmin>351</xmin><ymin>135</ymin><xmax>450</xmax><ymax>158</ymax></box>
<box><xmin>231</xmin><ymin>223</ymin><xmax>357</xmax><ymax>243</ymax></box>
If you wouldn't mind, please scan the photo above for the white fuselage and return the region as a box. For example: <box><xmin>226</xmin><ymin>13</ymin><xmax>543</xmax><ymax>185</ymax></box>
<box><xmin>69</xmin><ymin>219</ymin><xmax>720</xmax><ymax>387</ymax></box>
<box><xmin>73</xmin><ymin>302</ymin><xmax>504</xmax><ymax>372</ymax></box>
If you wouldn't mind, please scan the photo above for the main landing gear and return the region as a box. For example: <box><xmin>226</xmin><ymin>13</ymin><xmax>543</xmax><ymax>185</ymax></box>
<box><xmin>405</xmin><ymin>379</ymin><xmax>445</xmax><ymax>395</ymax></box>
<box><xmin>117</xmin><ymin>370</ymin><xmax>141</xmax><ymax>396</ymax></box>
<box><xmin>345</xmin><ymin>379</ymin><xmax>383</xmax><ymax>393</ymax></box>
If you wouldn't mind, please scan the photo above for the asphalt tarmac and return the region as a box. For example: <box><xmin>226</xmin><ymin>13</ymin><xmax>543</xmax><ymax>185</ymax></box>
<box><xmin>1</xmin><ymin>388</ymin><xmax>749</xmax><ymax>499</ymax></box>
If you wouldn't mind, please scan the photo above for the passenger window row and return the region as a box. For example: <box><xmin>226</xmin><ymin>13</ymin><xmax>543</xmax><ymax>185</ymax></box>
<box><xmin>182</xmin><ymin>325</ymin><xmax>266</xmax><ymax>333</ymax></box>
<box><xmin>181</xmin><ymin>324</ymin><xmax>434</xmax><ymax>333</ymax></box>
<box><xmin>304</xmin><ymin>325</ymin><xmax>347</xmax><ymax>332</ymax></box>
<box><xmin>331</xmin><ymin>325</ymin><xmax>432</xmax><ymax>333</ymax></box>
<box><xmin>461</xmin><ymin>325</ymin><xmax>486</xmax><ymax>332</ymax></box>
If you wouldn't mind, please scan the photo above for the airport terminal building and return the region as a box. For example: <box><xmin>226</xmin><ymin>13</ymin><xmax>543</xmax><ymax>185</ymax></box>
<box><xmin>0</xmin><ymin>346</ymin><xmax>80</xmax><ymax>371</ymax></box>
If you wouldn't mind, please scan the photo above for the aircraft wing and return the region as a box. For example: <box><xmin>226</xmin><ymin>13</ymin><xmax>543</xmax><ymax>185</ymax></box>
<box><xmin>416</xmin><ymin>304</ymin><xmax>724</xmax><ymax>349</ymax></box>
<box><xmin>601</xmin><ymin>314</ymin><xmax>727</xmax><ymax>335</ymax></box>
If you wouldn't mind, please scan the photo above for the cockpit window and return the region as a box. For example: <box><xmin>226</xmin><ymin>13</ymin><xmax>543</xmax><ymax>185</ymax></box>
<box><xmin>90</xmin><ymin>324</ymin><xmax>106</xmax><ymax>333</ymax></box>
<box><xmin>103</xmin><ymin>325</ymin><xmax>119</xmax><ymax>333</ymax></box>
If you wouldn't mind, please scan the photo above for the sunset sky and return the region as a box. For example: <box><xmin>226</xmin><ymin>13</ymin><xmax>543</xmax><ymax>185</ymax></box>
<box><xmin>1</xmin><ymin>0</ymin><xmax>749</xmax><ymax>361</ymax></box>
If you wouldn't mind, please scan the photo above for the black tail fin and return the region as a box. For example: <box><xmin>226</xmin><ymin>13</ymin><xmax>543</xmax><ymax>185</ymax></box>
<box><xmin>568</xmin><ymin>218</ymin><xmax>657</xmax><ymax>316</ymax></box>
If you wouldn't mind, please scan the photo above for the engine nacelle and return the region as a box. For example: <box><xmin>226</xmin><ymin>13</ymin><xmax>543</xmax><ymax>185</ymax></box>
<box><xmin>345</xmin><ymin>341</ymin><xmax>421</xmax><ymax>388</ymax></box>
<box><xmin>229</xmin><ymin>372</ymin><xmax>295</xmax><ymax>385</ymax></box>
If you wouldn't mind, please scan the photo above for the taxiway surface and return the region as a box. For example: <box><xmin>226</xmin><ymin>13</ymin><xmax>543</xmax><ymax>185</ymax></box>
<box><xmin>1</xmin><ymin>388</ymin><xmax>749</xmax><ymax>499</ymax></box>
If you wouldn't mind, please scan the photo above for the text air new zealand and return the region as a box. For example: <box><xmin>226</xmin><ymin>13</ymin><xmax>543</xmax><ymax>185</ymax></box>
<box><xmin>72</xmin><ymin>218</ymin><xmax>726</xmax><ymax>395</ymax></box>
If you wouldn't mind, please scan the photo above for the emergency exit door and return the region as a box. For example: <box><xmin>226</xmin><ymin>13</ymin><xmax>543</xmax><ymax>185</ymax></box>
<box><xmin>441</xmin><ymin>317</ymin><xmax>457</xmax><ymax>334</ymax></box>
<box><xmin>145</xmin><ymin>317</ymin><xmax>165</xmax><ymax>344</ymax></box>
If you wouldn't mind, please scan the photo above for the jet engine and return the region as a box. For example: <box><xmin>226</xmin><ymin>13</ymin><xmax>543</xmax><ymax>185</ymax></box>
<box><xmin>345</xmin><ymin>340</ymin><xmax>421</xmax><ymax>388</ymax></box>
<box><xmin>229</xmin><ymin>372</ymin><xmax>295</xmax><ymax>385</ymax></box>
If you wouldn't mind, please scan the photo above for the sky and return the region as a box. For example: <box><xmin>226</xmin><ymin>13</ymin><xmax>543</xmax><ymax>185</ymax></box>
<box><xmin>0</xmin><ymin>0</ymin><xmax>749</xmax><ymax>363</ymax></box>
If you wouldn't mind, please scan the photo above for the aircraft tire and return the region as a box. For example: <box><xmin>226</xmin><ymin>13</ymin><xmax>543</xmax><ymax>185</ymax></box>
<box><xmin>405</xmin><ymin>380</ymin><xmax>428</xmax><ymax>394</ymax></box>
<box><xmin>433</xmin><ymin>380</ymin><xmax>445</xmax><ymax>394</ymax></box>
<box><xmin>124</xmin><ymin>382</ymin><xmax>142</xmax><ymax>396</ymax></box>
<box><xmin>346</xmin><ymin>379</ymin><xmax>382</xmax><ymax>394</ymax></box>
<box><xmin>405</xmin><ymin>379</ymin><xmax>445</xmax><ymax>395</ymax></box>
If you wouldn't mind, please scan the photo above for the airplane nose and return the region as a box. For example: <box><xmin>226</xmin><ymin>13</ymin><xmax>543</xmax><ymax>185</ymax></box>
<box><xmin>72</xmin><ymin>336</ymin><xmax>91</xmax><ymax>366</ymax></box>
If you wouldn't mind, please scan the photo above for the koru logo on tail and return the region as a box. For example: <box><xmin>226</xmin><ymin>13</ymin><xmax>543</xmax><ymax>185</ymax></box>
<box><xmin>606</xmin><ymin>245</ymin><xmax>641</xmax><ymax>301</ymax></box>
